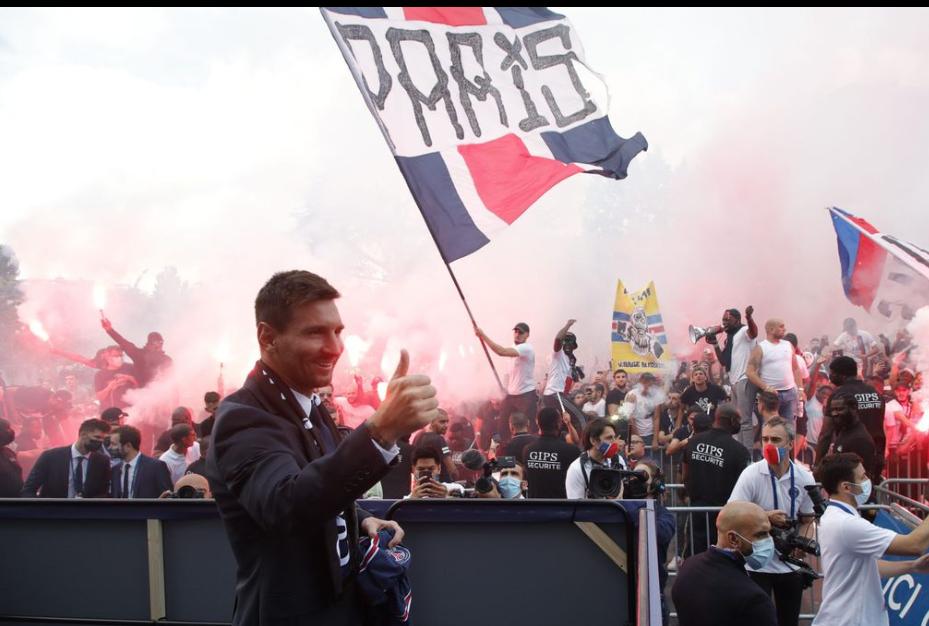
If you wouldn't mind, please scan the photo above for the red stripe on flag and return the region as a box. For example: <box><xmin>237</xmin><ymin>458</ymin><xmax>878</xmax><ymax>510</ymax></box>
<box><xmin>849</xmin><ymin>235</ymin><xmax>886</xmax><ymax>309</ymax></box>
<box><xmin>848</xmin><ymin>215</ymin><xmax>879</xmax><ymax>234</ymax></box>
<box><xmin>458</xmin><ymin>134</ymin><xmax>582</xmax><ymax>225</ymax></box>
<box><xmin>402</xmin><ymin>7</ymin><xmax>487</xmax><ymax>26</ymax></box>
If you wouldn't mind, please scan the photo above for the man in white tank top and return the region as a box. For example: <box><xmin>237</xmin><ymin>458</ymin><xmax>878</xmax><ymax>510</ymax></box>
<box><xmin>746</xmin><ymin>319</ymin><xmax>804</xmax><ymax>423</ymax></box>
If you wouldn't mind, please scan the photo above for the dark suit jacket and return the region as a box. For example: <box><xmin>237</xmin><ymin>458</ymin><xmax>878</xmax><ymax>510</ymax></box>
<box><xmin>21</xmin><ymin>445</ymin><xmax>111</xmax><ymax>498</ymax></box>
<box><xmin>672</xmin><ymin>547</ymin><xmax>776</xmax><ymax>626</ymax></box>
<box><xmin>208</xmin><ymin>381</ymin><xmax>392</xmax><ymax>626</ymax></box>
<box><xmin>111</xmin><ymin>454</ymin><xmax>173</xmax><ymax>499</ymax></box>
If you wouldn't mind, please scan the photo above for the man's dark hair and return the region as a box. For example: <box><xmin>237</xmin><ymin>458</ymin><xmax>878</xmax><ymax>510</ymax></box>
<box><xmin>784</xmin><ymin>333</ymin><xmax>799</xmax><ymax>348</ymax></box>
<box><xmin>758</xmin><ymin>390</ymin><xmax>780</xmax><ymax>413</ymax></box>
<box><xmin>714</xmin><ymin>403</ymin><xmax>741</xmax><ymax>431</ymax></box>
<box><xmin>830</xmin><ymin>356</ymin><xmax>858</xmax><ymax>379</ymax></box>
<box><xmin>78</xmin><ymin>418</ymin><xmax>111</xmax><ymax>435</ymax></box>
<box><xmin>726</xmin><ymin>308</ymin><xmax>742</xmax><ymax>321</ymax></box>
<box><xmin>509</xmin><ymin>412</ymin><xmax>528</xmax><ymax>431</ymax></box>
<box><xmin>613</xmin><ymin>368</ymin><xmax>628</xmax><ymax>377</ymax></box>
<box><xmin>411</xmin><ymin>446</ymin><xmax>442</xmax><ymax>467</ymax></box>
<box><xmin>826</xmin><ymin>389</ymin><xmax>860</xmax><ymax>416</ymax></box>
<box><xmin>592</xmin><ymin>383</ymin><xmax>605</xmax><ymax>395</ymax></box>
<box><xmin>255</xmin><ymin>270</ymin><xmax>341</xmax><ymax>331</ymax></box>
<box><xmin>170</xmin><ymin>424</ymin><xmax>194</xmax><ymax>445</ymax></box>
<box><xmin>114</xmin><ymin>425</ymin><xmax>142</xmax><ymax>451</ymax></box>
<box><xmin>815</xmin><ymin>452</ymin><xmax>863</xmax><ymax>494</ymax></box>
<box><xmin>204</xmin><ymin>391</ymin><xmax>221</xmax><ymax>404</ymax></box>
<box><xmin>537</xmin><ymin>407</ymin><xmax>561</xmax><ymax>433</ymax></box>
<box><xmin>147</xmin><ymin>332</ymin><xmax>164</xmax><ymax>344</ymax></box>
<box><xmin>581</xmin><ymin>418</ymin><xmax>615</xmax><ymax>451</ymax></box>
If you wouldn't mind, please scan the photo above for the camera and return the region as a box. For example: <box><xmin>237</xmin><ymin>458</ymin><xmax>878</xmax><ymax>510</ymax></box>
<box><xmin>460</xmin><ymin>449</ymin><xmax>515</xmax><ymax>495</ymax></box>
<box><xmin>588</xmin><ymin>467</ymin><xmax>645</xmax><ymax>499</ymax></box>
<box><xmin>770</xmin><ymin>485</ymin><xmax>826</xmax><ymax>588</ymax></box>
<box><xmin>168</xmin><ymin>485</ymin><xmax>207</xmax><ymax>499</ymax></box>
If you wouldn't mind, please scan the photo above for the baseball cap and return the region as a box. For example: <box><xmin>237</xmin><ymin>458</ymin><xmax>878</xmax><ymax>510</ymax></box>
<box><xmin>513</xmin><ymin>322</ymin><xmax>530</xmax><ymax>333</ymax></box>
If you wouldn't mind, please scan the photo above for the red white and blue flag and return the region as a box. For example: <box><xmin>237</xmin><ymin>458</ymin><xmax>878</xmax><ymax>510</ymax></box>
<box><xmin>321</xmin><ymin>7</ymin><xmax>647</xmax><ymax>263</ymax></box>
<box><xmin>829</xmin><ymin>207</ymin><xmax>929</xmax><ymax>319</ymax></box>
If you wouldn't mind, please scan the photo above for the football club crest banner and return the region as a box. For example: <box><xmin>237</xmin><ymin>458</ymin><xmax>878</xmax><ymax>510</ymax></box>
<box><xmin>611</xmin><ymin>280</ymin><xmax>671</xmax><ymax>374</ymax></box>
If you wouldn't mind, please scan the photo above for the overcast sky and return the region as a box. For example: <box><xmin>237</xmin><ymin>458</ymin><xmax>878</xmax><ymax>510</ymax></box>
<box><xmin>2</xmin><ymin>7</ymin><xmax>928</xmax><ymax>393</ymax></box>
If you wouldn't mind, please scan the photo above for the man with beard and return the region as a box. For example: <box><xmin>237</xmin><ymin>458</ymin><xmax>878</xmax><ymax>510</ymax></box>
<box><xmin>606</xmin><ymin>369</ymin><xmax>630</xmax><ymax>415</ymax></box>
<box><xmin>706</xmin><ymin>307</ymin><xmax>758</xmax><ymax>449</ymax></box>
<box><xmin>681</xmin><ymin>366</ymin><xmax>728</xmax><ymax>417</ymax></box>
<box><xmin>817</xmin><ymin>391</ymin><xmax>878</xmax><ymax>484</ymax></box>
<box><xmin>824</xmin><ymin>356</ymin><xmax>886</xmax><ymax>475</ymax></box>
<box><xmin>21</xmin><ymin>418</ymin><xmax>112</xmax><ymax>498</ymax></box>
<box><xmin>100</xmin><ymin>318</ymin><xmax>173</xmax><ymax>387</ymax></box>
<box><xmin>196</xmin><ymin>391</ymin><xmax>222</xmax><ymax>438</ymax></box>
<box><xmin>475</xmin><ymin>322</ymin><xmax>537</xmax><ymax>433</ymax></box>
<box><xmin>93</xmin><ymin>346</ymin><xmax>138</xmax><ymax>409</ymax></box>
<box><xmin>208</xmin><ymin>270</ymin><xmax>437</xmax><ymax>625</ymax></box>
<box><xmin>541</xmin><ymin>319</ymin><xmax>580</xmax><ymax>410</ymax></box>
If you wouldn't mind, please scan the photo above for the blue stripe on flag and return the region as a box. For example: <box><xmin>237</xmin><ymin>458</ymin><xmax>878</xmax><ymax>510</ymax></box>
<box><xmin>395</xmin><ymin>153</ymin><xmax>490</xmax><ymax>263</ymax></box>
<box><xmin>542</xmin><ymin>116</ymin><xmax>648</xmax><ymax>180</ymax></box>
<box><xmin>324</xmin><ymin>7</ymin><xmax>386</xmax><ymax>18</ymax></box>
<box><xmin>613</xmin><ymin>312</ymin><xmax>630</xmax><ymax>321</ymax></box>
<box><xmin>495</xmin><ymin>7</ymin><xmax>564</xmax><ymax>28</ymax></box>
<box><xmin>830</xmin><ymin>209</ymin><xmax>860</xmax><ymax>298</ymax></box>
<box><xmin>646</xmin><ymin>314</ymin><xmax>663</xmax><ymax>324</ymax></box>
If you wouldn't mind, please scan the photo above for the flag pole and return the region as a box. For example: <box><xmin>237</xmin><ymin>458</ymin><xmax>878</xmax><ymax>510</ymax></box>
<box><xmin>322</xmin><ymin>9</ymin><xmax>505</xmax><ymax>392</ymax></box>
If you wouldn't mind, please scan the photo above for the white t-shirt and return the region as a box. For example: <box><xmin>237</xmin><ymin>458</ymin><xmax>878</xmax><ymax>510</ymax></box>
<box><xmin>582</xmin><ymin>398</ymin><xmax>606</xmax><ymax>418</ymax></box>
<box><xmin>805</xmin><ymin>398</ymin><xmax>825</xmax><ymax>445</ymax></box>
<box><xmin>727</xmin><ymin>460</ymin><xmax>816</xmax><ymax>574</ymax></box>
<box><xmin>507</xmin><ymin>342</ymin><xmax>536</xmax><ymax>395</ymax></box>
<box><xmin>813</xmin><ymin>501</ymin><xmax>896</xmax><ymax>626</ymax></box>
<box><xmin>883</xmin><ymin>399</ymin><xmax>911</xmax><ymax>447</ymax></box>
<box><xmin>728</xmin><ymin>326</ymin><xmax>758</xmax><ymax>384</ymax></box>
<box><xmin>159</xmin><ymin>448</ymin><xmax>188</xmax><ymax>485</ymax></box>
<box><xmin>759</xmin><ymin>339</ymin><xmax>795</xmax><ymax>391</ymax></box>
<box><xmin>625</xmin><ymin>385</ymin><xmax>665</xmax><ymax>437</ymax></box>
<box><xmin>833</xmin><ymin>331</ymin><xmax>876</xmax><ymax>365</ymax></box>
<box><xmin>543</xmin><ymin>349</ymin><xmax>571</xmax><ymax>396</ymax></box>
<box><xmin>565</xmin><ymin>454</ymin><xmax>627</xmax><ymax>499</ymax></box>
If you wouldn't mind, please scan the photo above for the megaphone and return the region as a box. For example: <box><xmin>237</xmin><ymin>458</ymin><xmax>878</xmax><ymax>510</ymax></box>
<box><xmin>689</xmin><ymin>324</ymin><xmax>724</xmax><ymax>344</ymax></box>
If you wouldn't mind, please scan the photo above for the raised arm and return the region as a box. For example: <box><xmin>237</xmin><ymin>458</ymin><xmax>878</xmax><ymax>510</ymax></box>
<box><xmin>475</xmin><ymin>327</ymin><xmax>519</xmax><ymax>358</ymax></box>
<box><xmin>49</xmin><ymin>346</ymin><xmax>98</xmax><ymax>369</ymax></box>
<box><xmin>101</xmin><ymin>318</ymin><xmax>144</xmax><ymax>363</ymax></box>
<box><xmin>553</xmin><ymin>319</ymin><xmax>576</xmax><ymax>351</ymax></box>
<box><xmin>745</xmin><ymin>305</ymin><xmax>757</xmax><ymax>339</ymax></box>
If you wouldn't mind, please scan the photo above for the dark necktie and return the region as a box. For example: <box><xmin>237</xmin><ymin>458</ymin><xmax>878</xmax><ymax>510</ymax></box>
<box><xmin>74</xmin><ymin>457</ymin><xmax>84</xmax><ymax>497</ymax></box>
<box><xmin>122</xmin><ymin>463</ymin><xmax>131</xmax><ymax>498</ymax></box>
<box><xmin>309</xmin><ymin>406</ymin><xmax>338</xmax><ymax>455</ymax></box>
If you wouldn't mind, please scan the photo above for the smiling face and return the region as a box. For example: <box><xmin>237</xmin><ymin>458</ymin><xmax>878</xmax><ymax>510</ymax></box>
<box><xmin>258</xmin><ymin>299</ymin><xmax>344</xmax><ymax>394</ymax></box>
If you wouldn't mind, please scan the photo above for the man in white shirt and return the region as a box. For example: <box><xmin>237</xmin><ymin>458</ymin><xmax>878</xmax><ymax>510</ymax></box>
<box><xmin>566</xmin><ymin>418</ymin><xmax>627</xmax><ymax>499</ymax></box>
<box><xmin>476</xmin><ymin>322</ymin><xmax>537</xmax><ymax>432</ymax></box>
<box><xmin>582</xmin><ymin>383</ymin><xmax>607</xmax><ymax>418</ymax></box>
<box><xmin>746</xmin><ymin>319</ymin><xmax>804</xmax><ymax>424</ymax></box>
<box><xmin>159</xmin><ymin>423</ymin><xmax>197</xmax><ymax>485</ymax></box>
<box><xmin>706</xmin><ymin>306</ymin><xmax>758</xmax><ymax>449</ymax></box>
<box><xmin>883</xmin><ymin>383</ymin><xmax>917</xmax><ymax>453</ymax></box>
<box><xmin>813</xmin><ymin>452</ymin><xmax>929</xmax><ymax>626</ymax></box>
<box><xmin>541</xmin><ymin>318</ymin><xmax>577</xmax><ymax>410</ymax></box>
<box><xmin>728</xmin><ymin>417</ymin><xmax>815</xmax><ymax>626</ymax></box>
<box><xmin>833</xmin><ymin>318</ymin><xmax>877</xmax><ymax>371</ymax></box>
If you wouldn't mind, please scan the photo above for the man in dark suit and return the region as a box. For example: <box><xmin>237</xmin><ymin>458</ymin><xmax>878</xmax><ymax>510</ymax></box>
<box><xmin>109</xmin><ymin>425</ymin><xmax>173</xmax><ymax>498</ymax></box>
<box><xmin>21</xmin><ymin>418</ymin><xmax>112</xmax><ymax>498</ymax></box>
<box><xmin>672</xmin><ymin>500</ymin><xmax>777</xmax><ymax>626</ymax></box>
<box><xmin>208</xmin><ymin>270</ymin><xmax>438</xmax><ymax>626</ymax></box>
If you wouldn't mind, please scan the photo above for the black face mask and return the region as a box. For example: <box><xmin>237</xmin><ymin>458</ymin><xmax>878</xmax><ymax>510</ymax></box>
<box><xmin>0</xmin><ymin>429</ymin><xmax>14</xmax><ymax>447</ymax></box>
<box><xmin>85</xmin><ymin>439</ymin><xmax>103</xmax><ymax>452</ymax></box>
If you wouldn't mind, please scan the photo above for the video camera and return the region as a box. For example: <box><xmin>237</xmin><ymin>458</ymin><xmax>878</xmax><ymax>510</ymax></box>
<box><xmin>771</xmin><ymin>484</ymin><xmax>827</xmax><ymax>588</ymax></box>
<box><xmin>461</xmin><ymin>449</ymin><xmax>516</xmax><ymax>496</ymax></box>
<box><xmin>588</xmin><ymin>465</ymin><xmax>648</xmax><ymax>499</ymax></box>
<box><xmin>167</xmin><ymin>485</ymin><xmax>207</xmax><ymax>499</ymax></box>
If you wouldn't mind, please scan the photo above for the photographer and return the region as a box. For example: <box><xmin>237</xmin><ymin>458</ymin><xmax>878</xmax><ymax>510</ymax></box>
<box><xmin>728</xmin><ymin>417</ymin><xmax>816</xmax><ymax>626</ymax></box>
<box><xmin>407</xmin><ymin>446</ymin><xmax>464</xmax><ymax>499</ymax></box>
<box><xmin>565</xmin><ymin>417</ymin><xmax>627</xmax><ymax>499</ymax></box>
<box><xmin>813</xmin><ymin>453</ymin><xmax>929</xmax><ymax>626</ymax></box>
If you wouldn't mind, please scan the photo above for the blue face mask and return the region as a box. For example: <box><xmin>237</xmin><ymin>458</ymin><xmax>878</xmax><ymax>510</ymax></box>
<box><xmin>498</xmin><ymin>476</ymin><xmax>522</xmax><ymax>499</ymax></box>
<box><xmin>734</xmin><ymin>532</ymin><xmax>775</xmax><ymax>569</ymax></box>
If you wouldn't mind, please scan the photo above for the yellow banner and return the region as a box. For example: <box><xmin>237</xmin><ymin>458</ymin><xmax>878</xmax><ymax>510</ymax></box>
<box><xmin>610</xmin><ymin>280</ymin><xmax>672</xmax><ymax>374</ymax></box>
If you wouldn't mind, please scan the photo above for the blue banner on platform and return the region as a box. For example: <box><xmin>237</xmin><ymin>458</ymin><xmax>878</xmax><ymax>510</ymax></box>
<box><xmin>878</xmin><ymin>511</ymin><xmax>929</xmax><ymax>626</ymax></box>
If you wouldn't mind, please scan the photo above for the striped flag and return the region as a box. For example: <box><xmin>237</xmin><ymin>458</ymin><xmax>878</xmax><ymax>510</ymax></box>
<box><xmin>828</xmin><ymin>207</ymin><xmax>929</xmax><ymax>319</ymax></box>
<box><xmin>321</xmin><ymin>7</ymin><xmax>647</xmax><ymax>263</ymax></box>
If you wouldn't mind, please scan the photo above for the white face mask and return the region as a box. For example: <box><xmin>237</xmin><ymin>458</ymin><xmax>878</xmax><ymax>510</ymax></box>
<box><xmin>849</xmin><ymin>479</ymin><xmax>872</xmax><ymax>506</ymax></box>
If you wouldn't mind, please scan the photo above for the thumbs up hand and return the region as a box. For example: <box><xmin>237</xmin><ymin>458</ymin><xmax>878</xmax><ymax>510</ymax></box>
<box><xmin>366</xmin><ymin>349</ymin><xmax>438</xmax><ymax>448</ymax></box>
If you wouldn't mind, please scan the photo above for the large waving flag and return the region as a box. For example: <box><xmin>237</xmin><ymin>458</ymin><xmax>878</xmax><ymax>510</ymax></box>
<box><xmin>829</xmin><ymin>207</ymin><xmax>929</xmax><ymax>319</ymax></box>
<box><xmin>321</xmin><ymin>7</ymin><xmax>647</xmax><ymax>263</ymax></box>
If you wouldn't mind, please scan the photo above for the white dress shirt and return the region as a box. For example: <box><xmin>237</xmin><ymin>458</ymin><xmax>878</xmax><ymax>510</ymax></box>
<box><xmin>68</xmin><ymin>444</ymin><xmax>91</xmax><ymax>498</ymax></box>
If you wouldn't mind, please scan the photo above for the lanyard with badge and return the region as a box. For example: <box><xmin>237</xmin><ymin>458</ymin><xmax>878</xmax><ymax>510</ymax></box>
<box><xmin>769</xmin><ymin>462</ymin><xmax>797</xmax><ymax>519</ymax></box>
<box><xmin>828</xmin><ymin>500</ymin><xmax>855</xmax><ymax>516</ymax></box>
